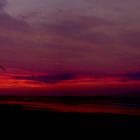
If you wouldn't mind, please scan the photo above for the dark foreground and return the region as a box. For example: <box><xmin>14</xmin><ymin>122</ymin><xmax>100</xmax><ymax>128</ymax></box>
<box><xmin>0</xmin><ymin>96</ymin><xmax>140</xmax><ymax>135</ymax></box>
<box><xmin>0</xmin><ymin>104</ymin><xmax>140</xmax><ymax>128</ymax></box>
<box><xmin>0</xmin><ymin>105</ymin><xmax>140</xmax><ymax>138</ymax></box>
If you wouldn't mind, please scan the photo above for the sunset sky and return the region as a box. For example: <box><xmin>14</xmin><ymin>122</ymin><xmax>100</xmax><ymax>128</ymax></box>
<box><xmin>0</xmin><ymin>0</ymin><xmax>140</xmax><ymax>96</ymax></box>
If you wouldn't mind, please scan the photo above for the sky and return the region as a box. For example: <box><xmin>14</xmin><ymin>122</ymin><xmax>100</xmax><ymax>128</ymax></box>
<box><xmin>0</xmin><ymin>0</ymin><xmax>140</xmax><ymax>96</ymax></box>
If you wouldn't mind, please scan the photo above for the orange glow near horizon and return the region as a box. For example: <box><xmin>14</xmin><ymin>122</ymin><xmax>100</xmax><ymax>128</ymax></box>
<box><xmin>0</xmin><ymin>72</ymin><xmax>140</xmax><ymax>96</ymax></box>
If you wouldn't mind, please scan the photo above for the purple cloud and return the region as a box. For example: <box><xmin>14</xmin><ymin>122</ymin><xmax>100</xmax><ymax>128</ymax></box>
<box><xmin>14</xmin><ymin>73</ymin><xmax>77</xmax><ymax>84</ymax></box>
<box><xmin>125</xmin><ymin>72</ymin><xmax>140</xmax><ymax>80</ymax></box>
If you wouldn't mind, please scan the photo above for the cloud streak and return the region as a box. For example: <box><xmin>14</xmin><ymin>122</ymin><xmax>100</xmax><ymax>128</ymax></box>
<box><xmin>14</xmin><ymin>73</ymin><xmax>77</xmax><ymax>84</ymax></box>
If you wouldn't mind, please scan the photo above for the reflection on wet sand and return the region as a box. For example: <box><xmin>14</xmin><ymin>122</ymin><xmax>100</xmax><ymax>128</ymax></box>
<box><xmin>0</xmin><ymin>97</ymin><xmax>139</xmax><ymax>115</ymax></box>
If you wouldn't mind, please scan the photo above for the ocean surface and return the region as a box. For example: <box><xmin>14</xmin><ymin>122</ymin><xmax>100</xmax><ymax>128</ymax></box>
<box><xmin>0</xmin><ymin>96</ymin><xmax>139</xmax><ymax>115</ymax></box>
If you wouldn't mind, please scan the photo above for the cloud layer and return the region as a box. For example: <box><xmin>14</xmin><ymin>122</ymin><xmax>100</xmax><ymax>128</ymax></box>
<box><xmin>0</xmin><ymin>0</ymin><xmax>140</xmax><ymax>96</ymax></box>
<box><xmin>14</xmin><ymin>73</ymin><xmax>77</xmax><ymax>84</ymax></box>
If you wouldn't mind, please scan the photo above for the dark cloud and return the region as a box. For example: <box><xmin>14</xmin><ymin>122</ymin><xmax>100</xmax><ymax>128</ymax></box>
<box><xmin>125</xmin><ymin>72</ymin><xmax>140</xmax><ymax>80</ymax></box>
<box><xmin>14</xmin><ymin>73</ymin><xmax>77</xmax><ymax>84</ymax></box>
